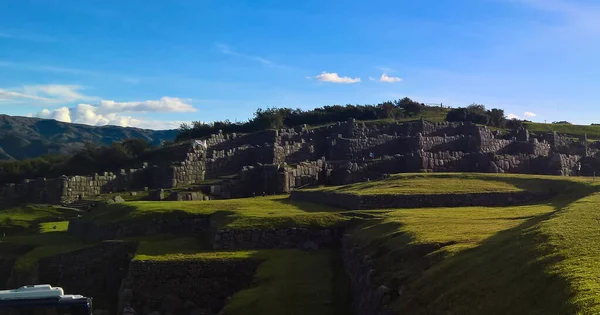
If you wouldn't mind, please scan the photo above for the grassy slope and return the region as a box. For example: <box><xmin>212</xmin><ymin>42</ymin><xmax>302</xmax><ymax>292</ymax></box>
<box><xmin>541</xmin><ymin>190</ymin><xmax>600</xmax><ymax>312</ymax></box>
<box><xmin>87</xmin><ymin>196</ymin><xmax>348</xmax><ymax>229</ymax></box>
<box><xmin>0</xmin><ymin>204</ymin><xmax>82</xmax><ymax>231</ymax></box>
<box><xmin>222</xmin><ymin>250</ymin><xmax>354</xmax><ymax>315</ymax></box>
<box><xmin>0</xmin><ymin>205</ymin><xmax>90</xmax><ymax>272</ymax></box>
<box><xmin>313</xmin><ymin>173</ymin><xmax>581</xmax><ymax>195</ymax></box>
<box><xmin>307</xmin><ymin>107</ymin><xmax>450</xmax><ymax>130</ymax></box>
<box><xmin>133</xmin><ymin>236</ymin><xmax>354</xmax><ymax>315</ymax></box>
<box><xmin>347</xmin><ymin>177</ymin><xmax>598</xmax><ymax>314</ymax></box>
<box><xmin>525</xmin><ymin>122</ymin><xmax>600</xmax><ymax>139</ymax></box>
<box><xmin>3</xmin><ymin>231</ymin><xmax>91</xmax><ymax>272</ymax></box>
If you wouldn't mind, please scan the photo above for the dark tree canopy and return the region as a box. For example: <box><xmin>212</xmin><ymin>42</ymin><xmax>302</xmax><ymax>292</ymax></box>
<box><xmin>446</xmin><ymin>104</ymin><xmax>508</xmax><ymax>128</ymax></box>
<box><xmin>176</xmin><ymin>98</ymin><xmax>432</xmax><ymax>140</ymax></box>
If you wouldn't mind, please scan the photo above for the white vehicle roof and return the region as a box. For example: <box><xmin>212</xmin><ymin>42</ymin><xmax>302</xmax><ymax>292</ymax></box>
<box><xmin>0</xmin><ymin>285</ymin><xmax>84</xmax><ymax>301</ymax></box>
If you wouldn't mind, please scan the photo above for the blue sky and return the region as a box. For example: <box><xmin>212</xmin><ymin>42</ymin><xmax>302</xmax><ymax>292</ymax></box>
<box><xmin>1</xmin><ymin>0</ymin><xmax>599</xmax><ymax>129</ymax></box>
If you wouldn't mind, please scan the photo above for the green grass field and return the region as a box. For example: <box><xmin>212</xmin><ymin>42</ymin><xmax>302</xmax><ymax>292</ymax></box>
<box><xmin>5</xmin><ymin>172</ymin><xmax>600</xmax><ymax>314</ymax></box>
<box><xmin>87</xmin><ymin>195</ymin><xmax>348</xmax><ymax>230</ymax></box>
<box><xmin>313</xmin><ymin>173</ymin><xmax>584</xmax><ymax>195</ymax></box>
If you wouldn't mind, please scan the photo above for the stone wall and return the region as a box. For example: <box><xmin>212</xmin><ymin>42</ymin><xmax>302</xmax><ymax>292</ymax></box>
<box><xmin>68</xmin><ymin>214</ymin><xmax>211</xmax><ymax>241</ymax></box>
<box><xmin>211</xmin><ymin>227</ymin><xmax>340</xmax><ymax>250</ymax></box>
<box><xmin>1</xmin><ymin>119</ymin><xmax>595</xmax><ymax>206</ymax></box>
<box><xmin>342</xmin><ymin>235</ymin><xmax>393</xmax><ymax>315</ymax></box>
<box><xmin>549</xmin><ymin>153</ymin><xmax>581</xmax><ymax>176</ymax></box>
<box><xmin>233</xmin><ymin>159</ymin><xmax>326</xmax><ymax>196</ymax></box>
<box><xmin>37</xmin><ymin>241</ymin><xmax>137</xmax><ymax>313</ymax></box>
<box><xmin>289</xmin><ymin>190</ymin><xmax>552</xmax><ymax>210</ymax></box>
<box><xmin>121</xmin><ymin>259</ymin><xmax>261</xmax><ymax>315</ymax></box>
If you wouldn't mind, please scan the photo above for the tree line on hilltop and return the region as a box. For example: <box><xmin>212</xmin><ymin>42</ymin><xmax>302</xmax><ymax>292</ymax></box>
<box><xmin>177</xmin><ymin>98</ymin><xmax>523</xmax><ymax>140</ymax></box>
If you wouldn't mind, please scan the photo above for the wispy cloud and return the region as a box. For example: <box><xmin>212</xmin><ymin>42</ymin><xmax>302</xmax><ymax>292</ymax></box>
<box><xmin>524</xmin><ymin>111</ymin><xmax>537</xmax><ymax>117</ymax></box>
<box><xmin>0</xmin><ymin>60</ymin><xmax>142</xmax><ymax>84</ymax></box>
<box><xmin>512</xmin><ymin>0</ymin><xmax>600</xmax><ymax>34</ymax></box>
<box><xmin>376</xmin><ymin>66</ymin><xmax>395</xmax><ymax>73</ymax></box>
<box><xmin>368</xmin><ymin>76</ymin><xmax>375</xmax><ymax>81</ymax></box>
<box><xmin>0</xmin><ymin>84</ymin><xmax>98</xmax><ymax>104</ymax></box>
<box><xmin>0</xmin><ymin>30</ymin><xmax>56</xmax><ymax>43</ymax></box>
<box><xmin>216</xmin><ymin>43</ymin><xmax>288</xmax><ymax>69</ymax></box>
<box><xmin>314</xmin><ymin>72</ymin><xmax>361</xmax><ymax>84</ymax></box>
<box><xmin>507</xmin><ymin>113</ymin><xmax>520</xmax><ymax>119</ymax></box>
<box><xmin>380</xmin><ymin>73</ymin><xmax>402</xmax><ymax>83</ymax></box>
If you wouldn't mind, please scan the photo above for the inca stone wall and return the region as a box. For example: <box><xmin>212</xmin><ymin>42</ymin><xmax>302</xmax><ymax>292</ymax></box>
<box><xmin>14</xmin><ymin>241</ymin><xmax>138</xmax><ymax>314</ymax></box>
<box><xmin>342</xmin><ymin>235</ymin><xmax>393</xmax><ymax>315</ymax></box>
<box><xmin>289</xmin><ymin>190</ymin><xmax>553</xmax><ymax>210</ymax></box>
<box><xmin>211</xmin><ymin>227</ymin><xmax>340</xmax><ymax>250</ymax></box>
<box><xmin>1</xmin><ymin>119</ymin><xmax>597</xmax><ymax>205</ymax></box>
<box><xmin>122</xmin><ymin>259</ymin><xmax>260</xmax><ymax>315</ymax></box>
<box><xmin>69</xmin><ymin>213</ymin><xmax>211</xmax><ymax>241</ymax></box>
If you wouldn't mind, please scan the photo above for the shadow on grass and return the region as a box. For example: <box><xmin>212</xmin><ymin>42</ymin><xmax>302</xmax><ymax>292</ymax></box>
<box><xmin>222</xmin><ymin>249</ymin><xmax>355</xmax><ymax>315</ymax></box>
<box><xmin>350</xmin><ymin>186</ymin><xmax>600</xmax><ymax>315</ymax></box>
<box><xmin>390</xmin><ymin>211</ymin><xmax>578</xmax><ymax>315</ymax></box>
<box><xmin>278</xmin><ymin>197</ymin><xmax>352</xmax><ymax>213</ymax></box>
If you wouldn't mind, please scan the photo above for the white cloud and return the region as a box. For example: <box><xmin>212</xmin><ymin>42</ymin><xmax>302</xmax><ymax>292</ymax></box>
<box><xmin>380</xmin><ymin>73</ymin><xmax>402</xmax><ymax>83</ymax></box>
<box><xmin>314</xmin><ymin>72</ymin><xmax>361</xmax><ymax>84</ymax></box>
<box><xmin>32</xmin><ymin>97</ymin><xmax>196</xmax><ymax>130</ymax></box>
<box><xmin>94</xmin><ymin>97</ymin><xmax>196</xmax><ymax>114</ymax></box>
<box><xmin>52</xmin><ymin>107</ymin><xmax>72</xmax><ymax>123</ymax></box>
<box><xmin>507</xmin><ymin>113</ymin><xmax>520</xmax><ymax>119</ymax></box>
<box><xmin>368</xmin><ymin>76</ymin><xmax>375</xmax><ymax>81</ymax></box>
<box><xmin>524</xmin><ymin>111</ymin><xmax>537</xmax><ymax>117</ymax></box>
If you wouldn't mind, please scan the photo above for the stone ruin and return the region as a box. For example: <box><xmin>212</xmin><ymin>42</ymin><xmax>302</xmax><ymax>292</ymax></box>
<box><xmin>0</xmin><ymin>119</ymin><xmax>596</xmax><ymax>205</ymax></box>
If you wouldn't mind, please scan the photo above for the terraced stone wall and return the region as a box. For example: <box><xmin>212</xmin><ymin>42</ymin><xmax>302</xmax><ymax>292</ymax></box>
<box><xmin>68</xmin><ymin>214</ymin><xmax>211</xmax><ymax>241</ymax></box>
<box><xmin>211</xmin><ymin>227</ymin><xmax>340</xmax><ymax>250</ymax></box>
<box><xmin>121</xmin><ymin>259</ymin><xmax>261</xmax><ymax>315</ymax></box>
<box><xmin>289</xmin><ymin>190</ymin><xmax>552</xmax><ymax>210</ymax></box>
<box><xmin>35</xmin><ymin>241</ymin><xmax>137</xmax><ymax>314</ymax></box>
<box><xmin>342</xmin><ymin>236</ymin><xmax>393</xmax><ymax>315</ymax></box>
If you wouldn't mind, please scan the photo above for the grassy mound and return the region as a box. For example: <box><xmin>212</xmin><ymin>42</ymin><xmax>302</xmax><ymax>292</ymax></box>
<box><xmin>347</xmin><ymin>177</ymin><xmax>599</xmax><ymax>314</ymax></box>
<box><xmin>87</xmin><ymin>196</ymin><xmax>348</xmax><ymax>230</ymax></box>
<box><xmin>313</xmin><ymin>173</ymin><xmax>582</xmax><ymax>196</ymax></box>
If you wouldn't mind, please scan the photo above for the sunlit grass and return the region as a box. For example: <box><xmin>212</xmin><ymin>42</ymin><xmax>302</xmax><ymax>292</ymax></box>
<box><xmin>312</xmin><ymin>172</ymin><xmax>585</xmax><ymax>195</ymax></box>
<box><xmin>87</xmin><ymin>195</ymin><xmax>348</xmax><ymax>230</ymax></box>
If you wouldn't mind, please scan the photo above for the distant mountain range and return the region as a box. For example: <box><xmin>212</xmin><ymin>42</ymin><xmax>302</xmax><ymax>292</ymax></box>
<box><xmin>0</xmin><ymin>115</ymin><xmax>179</xmax><ymax>160</ymax></box>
